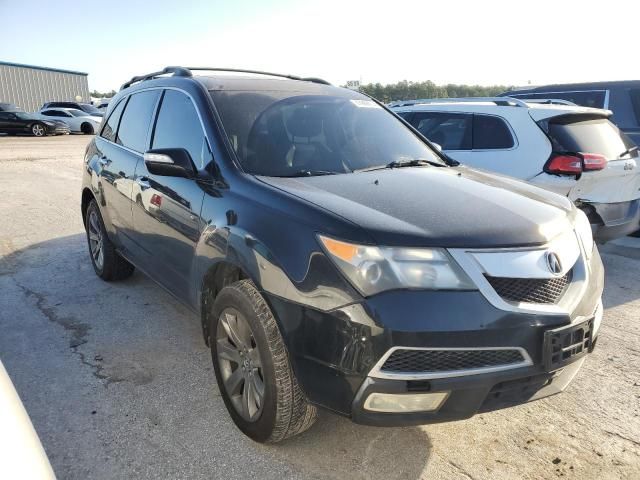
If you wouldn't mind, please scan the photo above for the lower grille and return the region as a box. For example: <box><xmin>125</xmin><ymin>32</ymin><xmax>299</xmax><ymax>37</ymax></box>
<box><xmin>380</xmin><ymin>349</ymin><xmax>526</xmax><ymax>374</ymax></box>
<box><xmin>479</xmin><ymin>372</ymin><xmax>558</xmax><ymax>413</ymax></box>
<box><xmin>485</xmin><ymin>271</ymin><xmax>571</xmax><ymax>304</ymax></box>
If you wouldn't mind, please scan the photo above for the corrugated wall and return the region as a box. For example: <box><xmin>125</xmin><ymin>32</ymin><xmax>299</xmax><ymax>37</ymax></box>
<box><xmin>0</xmin><ymin>64</ymin><xmax>90</xmax><ymax>112</ymax></box>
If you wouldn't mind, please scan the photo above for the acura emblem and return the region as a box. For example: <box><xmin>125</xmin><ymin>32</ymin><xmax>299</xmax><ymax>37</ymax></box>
<box><xmin>546</xmin><ymin>252</ymin><xmax>563</xmax><ymax>275</ymax></box>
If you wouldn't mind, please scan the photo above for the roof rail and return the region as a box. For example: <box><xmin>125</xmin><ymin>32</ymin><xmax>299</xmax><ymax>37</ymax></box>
<box><xmin>120</xmin><ymin>66</ymin><xmax>331</xmax><ymax>90</ymax></box>
<box><xmin>388</xmin><ymin>96</ymin><xmax>529</xmax><ymax>108</ymax></box>
<box><xmin>120</xmin><ymin>66</ymin><xmax>192</xmax><ymax>90</ymax></box>
<box><xmin>185</xmin><ymin>67</ymin><xmax>331</xmax><ymax>85</ymax></box>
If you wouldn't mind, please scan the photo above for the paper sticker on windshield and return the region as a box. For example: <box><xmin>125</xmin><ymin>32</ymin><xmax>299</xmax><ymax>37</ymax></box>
<box><xmin>350</xmin><ymin>99</ymin><xmax>380</xmax><ymax>109</ymax></box>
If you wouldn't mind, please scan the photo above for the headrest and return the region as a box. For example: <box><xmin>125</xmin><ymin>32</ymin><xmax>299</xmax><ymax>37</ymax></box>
<box><xmin>286</xmin><ymin>107</ymin><xmax>323</xmax><ymax>138</ymax></box>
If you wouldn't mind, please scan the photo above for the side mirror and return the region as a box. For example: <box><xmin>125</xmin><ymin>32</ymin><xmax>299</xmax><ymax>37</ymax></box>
<box><xmin>431</xmin><ymin>142</ymin><xmax>443</xmax><ymax>152</ymax></box>
<box><xmin>143</xmin><ymin>148</ymin><xmax>196</xmax><ymax>178</ymax></box>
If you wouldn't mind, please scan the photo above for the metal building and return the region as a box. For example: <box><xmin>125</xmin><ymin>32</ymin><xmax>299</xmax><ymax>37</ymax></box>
<box><xmin>0</xmin><ymin>61</ymin><xmax>90</xmax><ymax>112</ymax></box>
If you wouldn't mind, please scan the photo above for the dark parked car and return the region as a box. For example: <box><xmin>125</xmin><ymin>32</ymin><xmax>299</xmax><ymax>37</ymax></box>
<box><xmin>41</xmin><ymin>101</ymin><xmax>104</xmax><ymax>117</ymax></box>
<box><xmin>81</xmin><ymin>67</ymin><xmax>604</xmax><ymax>443</ymax></box>
<box><xmin>0</xmin><ymin>110</ymin><xmax>69</xmax><ymax>136</ymax></box>
<box><xmin>501</xmin><ymin>81</ymin><xmax>640</xmax><ymax>145</ymax></box>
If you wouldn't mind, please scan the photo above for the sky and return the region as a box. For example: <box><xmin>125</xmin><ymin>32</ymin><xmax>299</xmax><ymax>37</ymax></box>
<box><xmin>1</xmin><ymin>0</ymin><xmax>638</xmax><ymax>92</ymax></box>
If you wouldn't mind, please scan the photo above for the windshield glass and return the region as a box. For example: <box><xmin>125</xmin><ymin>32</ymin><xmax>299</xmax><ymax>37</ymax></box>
<box><xmin>81</xmin><ymin>104</ymin><xmax>101</xmax><ymax>115</ymax></box>
<box><xmin>14</xmin><ymin>112</ymin><xmax>34</xmax><ymax>120</ymax></box>
<box><xmin>68</xmin><ymin>108</ymin><xmax>90</xmax><ymax>117</ymax></box>
<box><xmin>210</xmin><ymin>91</ymin><xmax>442</xmax><ymax>176</ymax></box>
<box><xmin>547</xmin><ymin>116</ymin><xmax>638</xmax><ymax>159</ymax></box>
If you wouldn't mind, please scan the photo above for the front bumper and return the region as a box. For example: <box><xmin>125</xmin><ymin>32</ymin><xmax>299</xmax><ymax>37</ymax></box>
<box><xmin>46</xmin><ymin>124</ymin><xmax>70</xmax><ymax>135</ymax></box>
<box><xmin>581</xmin><ymin>199</ymin><xmax>640</xmax><ymax>242</ymax></box>
<box><xmin>264</xmin><ymin>246</ymin><xmax>604</xmax><ymax>426</ymax></box>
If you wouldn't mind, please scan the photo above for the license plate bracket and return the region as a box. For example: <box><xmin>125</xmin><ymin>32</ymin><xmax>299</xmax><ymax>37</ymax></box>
<box><xmin>543</xmin><ymin>319</ymin><xmax>593</xmax><ymax>371</ymax></box>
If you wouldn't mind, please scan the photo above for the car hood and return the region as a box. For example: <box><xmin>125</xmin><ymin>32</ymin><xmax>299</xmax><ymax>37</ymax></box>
<box><xmin>258</xmin><ymin>166</ymin><xmax>576</xmax><ymax>248</ymax></box>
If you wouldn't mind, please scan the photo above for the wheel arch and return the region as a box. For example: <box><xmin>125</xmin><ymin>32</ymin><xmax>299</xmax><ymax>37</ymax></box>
<box><xmin>81</xmin><ymin>187</ymin><xmax>95</xmax><ymax>222</ymax></box>
<box><xmin>200</xmin><ymin>260</ymin><xmax>253</xmax><ymax>346</ymax></box>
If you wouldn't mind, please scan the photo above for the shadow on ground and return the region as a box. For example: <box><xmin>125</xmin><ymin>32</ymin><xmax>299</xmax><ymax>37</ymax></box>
<box><xmin>267</xmin><ymin>410</ymin><xmax>431</xmax><ymax>480</ymax></box>
<box><xmin>1</xmin><ymin>233</ymin><xmax>432</xmax><ymax>479</ymax></box>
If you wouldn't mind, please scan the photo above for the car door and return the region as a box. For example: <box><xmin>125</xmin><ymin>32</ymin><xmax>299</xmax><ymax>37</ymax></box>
<box><xmin>41</xmin><ymin>109</ymin><xmax>71</xmax><ymax>127</ymax></box>
<box><xmin>94</xmin><ymin>90</ymin><xmax>160</xmax><ymax>254</ymax></box>
<box><xmin>131</xmin><ymin>89</ymin><xmax>207</xmax><ymax>303</ymax></box>
<box><xmin>410</xmin><ymin>112</ymin><xmax>523</xmax><ymax>177</ymax></box>
<box><xmin>0</xmin><ymin>112</ymin><xmax>17</xmax><ymax>133</ymax></box>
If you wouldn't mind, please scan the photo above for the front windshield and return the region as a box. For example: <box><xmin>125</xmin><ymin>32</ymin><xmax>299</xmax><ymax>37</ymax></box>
<box><xmin>68</xmin><ymin>108</ymin><xmax>90</xmax><ymax>117</ymax></box>
<box><xmin>81</xmin><ymin>104</ymin><xmax>101</xmax><ymax>115</ymax></box>
<box><xmin>14</xmin><ymin>112</ymin><xmax>34</xmax><ymax>120</ymax></box>
<box><xmin>210</xmin><ymin>91</ymin><xmax>442</xmax><ymax>176</ymax></box>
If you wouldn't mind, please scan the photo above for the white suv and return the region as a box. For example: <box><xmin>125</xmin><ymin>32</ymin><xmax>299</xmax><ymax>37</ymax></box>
<box><xmin>390</xmin><ymin>97</ymin><xmax>640</xmax><ymax>242</ymax></box>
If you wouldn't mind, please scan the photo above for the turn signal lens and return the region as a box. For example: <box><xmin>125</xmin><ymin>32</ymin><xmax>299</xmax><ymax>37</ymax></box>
<box><xmin>319</xmin><ymin>236</ymin><xmax>359</xmax><ymax>261</ymax></box>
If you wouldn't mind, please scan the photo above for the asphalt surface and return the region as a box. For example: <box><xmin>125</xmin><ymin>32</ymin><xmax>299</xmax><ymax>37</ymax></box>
<box><xmin>1</xmin><ymin>135</ymin><xmax>639</xmax><ymax>480</ymax></box>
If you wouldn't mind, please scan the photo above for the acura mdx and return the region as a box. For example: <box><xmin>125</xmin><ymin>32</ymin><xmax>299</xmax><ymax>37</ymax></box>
<box><xmin>81</xmin><ymin>67</ymin><xmax>604</xmax><ymax>443</ymax></box>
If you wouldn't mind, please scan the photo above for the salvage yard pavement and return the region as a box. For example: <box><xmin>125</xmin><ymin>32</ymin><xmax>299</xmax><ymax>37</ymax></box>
<box><xmin>1</xmin><ymin>135</ymin><xmax>639</xmax><ymax>480</ymax></box>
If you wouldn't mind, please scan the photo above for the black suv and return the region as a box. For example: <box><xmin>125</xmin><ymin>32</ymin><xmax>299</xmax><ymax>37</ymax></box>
<box><xmin>81</xmin><ymin>67</ymin><xmax>604</xmax><ymax>443</ymax></box>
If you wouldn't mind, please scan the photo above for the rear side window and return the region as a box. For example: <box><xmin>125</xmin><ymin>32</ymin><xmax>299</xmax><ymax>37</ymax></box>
<box><xmin>546</xmin><ymin>116</ymin><xmax>637</xmax><ymax>159</ymax></box>
<box><xmin>473</xmin><ymin>115</ymin><xmax>514</xmax><ymax>149</ymax></box>
<box><xmin>152</xmin><ymin>90</ymin><xmax>206</xmax><ymax>167</ymax></box>
<box><xmin>100</xmin><ymin>99</ymin><xmax>126</xmax><ymax>142</ymax></box>
<box><xmin>410</xmin><ymin>112</ymin><xmax>472</xmax><ymax>150</ymax></box>
<box><xmin>116</xmin><ymin>90</ymin><xmax>160</xmax><ymax>152</ymax></box>
<box><xmin>629</xmin><ymin>89</ymin><xmax>640</xmax><ymax>125</ymax></box>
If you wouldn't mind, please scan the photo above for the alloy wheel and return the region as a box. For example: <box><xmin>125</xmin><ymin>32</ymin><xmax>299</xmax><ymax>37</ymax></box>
<box><xmin>32</xmin><ymin>124</ymin><xmax>45</xmax><ymax>136</ymax></box>
<box><xmin>216</xmin><ymin>308</ymin><xmax>265</xmax><ymax>421</ymax></box>
<box><xmin>87</xmin><ymin>210</ymin><xmax>104</xmax><ymax>270</ymax></box>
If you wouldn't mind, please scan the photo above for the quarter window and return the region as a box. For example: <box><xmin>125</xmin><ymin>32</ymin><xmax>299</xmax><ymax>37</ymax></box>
<box><xmin>410</xmin><ymin>112</ymin><xmax>472</xmax><ymax>150</ymax></box>
<box><xmin>472</xmin><ymin>115</ymin><xmax>514</xmax><ymax>149</ymax></box>
<box><xmin>116</xmin><ymin>90</ymin><xmax>160</xmax><ymax>152</ymax></box>
<box><xmin>152</xmin><ymin>90</ymin><xmax>206</xmax><ymax>166</ymax></box>
<box><xmin>629</xmin><ymin>89</ymin><xmax>640</xmax><ymax>125</ymax></box>
<box><xmin>100</xmin><ymin>99</ymin><xmax>126</xmax><ymax>142</ymax></box>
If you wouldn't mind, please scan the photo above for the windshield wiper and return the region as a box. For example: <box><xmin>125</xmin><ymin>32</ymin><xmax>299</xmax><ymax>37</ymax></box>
<box><xmin>274</xmin><ymin>169</ymin><xmax>339</xmax><ymax>178</ymax></box>
<box><xmin>619</xmin><ymin>145</ymin><xmax>639</xmax><ymax>158</ymax></box>
<box><xmin>356</xmin><ymin>158</ymin><xmax>444</xmax><ymax>173</ymax></box>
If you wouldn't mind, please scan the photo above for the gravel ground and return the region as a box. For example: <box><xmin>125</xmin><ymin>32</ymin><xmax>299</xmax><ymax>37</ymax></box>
<box><xmin>0</xmin><ymin>135</ymin><xmax>639</xmax><ymax>480</ymax></box>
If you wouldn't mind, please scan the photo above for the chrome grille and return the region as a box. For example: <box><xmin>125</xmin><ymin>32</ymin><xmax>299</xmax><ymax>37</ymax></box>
<box><xmin>380</xmin><ymin>349</ymin><xmax>526</xmax><ymax>374</ymax></box>
<box><xmin>485</xmin><ymin>271</ymin><xmax>571</xmax><ymax>304</ymax></box>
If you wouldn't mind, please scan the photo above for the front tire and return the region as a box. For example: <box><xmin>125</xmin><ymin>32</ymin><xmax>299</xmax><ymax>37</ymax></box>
<box><xmin>84</xmin><ymin>200</ymin><xmax>135</xmax><ymax>281</ymax></box>
<box><xmin>80</xmin><ymin>122</ymin><xmax>94</xmax><ymax>135</ymax></box>
<box><xmin>210</xmin><ymin>280</ymin><xmax>317</xmax><ymax>443</ymax></box>
<box><xmin>31</xmin><ymin>123</ymin><xmax>46</xmax><ymax>137</ymax></box>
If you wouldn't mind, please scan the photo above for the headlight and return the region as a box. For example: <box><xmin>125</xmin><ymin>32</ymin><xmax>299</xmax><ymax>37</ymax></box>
<box><xmin>574</xmin><ymin>209</ymin><xmax>594</xmax><ymax>259</ymax></box>
<box><xmin>318</xmin><ymin>235</ymin><xmax>475</xmax><ymax>296</ymax></box>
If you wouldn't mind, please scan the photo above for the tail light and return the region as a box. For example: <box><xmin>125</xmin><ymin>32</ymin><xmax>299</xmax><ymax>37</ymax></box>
<box><xmin>544</xmin><ymin>152</ymin><xmax>607</xmax><ymax>175</ymax></box>
<box><xmin>150</xmin><ymin>194</ymin><xmax>162</xmax><ymax>207</ymax></box>
<box><xmin>581</xmin><ymin>152</ymin><xmax>607</xmax><ymax>171</ymax></box>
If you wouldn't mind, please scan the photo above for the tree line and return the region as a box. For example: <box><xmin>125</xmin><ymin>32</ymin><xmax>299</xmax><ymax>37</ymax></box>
<box><xmin>90</xmin><ymin>89</ymin><xmax>117</xmax><ymax>99</ymax></box>
<box><xmin>358</xmin><ymin>80</ymin><xmax>513</xmax><ymax>104</ymax></box>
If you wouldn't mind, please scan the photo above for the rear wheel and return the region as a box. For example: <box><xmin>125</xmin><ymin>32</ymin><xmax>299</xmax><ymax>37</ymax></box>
<box><xmin>31</xmin><ymin>123</ymin><xmax>46</xmax><ymax>137</ymax></box>
<box><xmin>210</xmin><ymin>280</ymin><xmax>317</xmax><ymax>443</ymax></box>
<box><xmin>80</xmin><ymin>122</ymin><xmax>94</xmax><ymax>135</ymax></box>
<box><xmin>84</xmin><ymin>200</ymin><xmax>135</xmax><ymax>281</ymax></box>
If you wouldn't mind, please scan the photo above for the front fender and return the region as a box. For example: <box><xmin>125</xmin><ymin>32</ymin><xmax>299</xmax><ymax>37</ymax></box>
<box><xmin>193</xmin><ymin>221</ymin><xmax>360</xmax><ymax>312</ymax></box>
